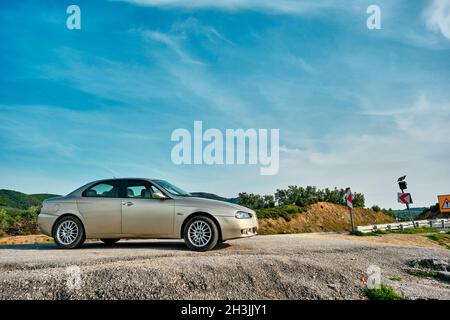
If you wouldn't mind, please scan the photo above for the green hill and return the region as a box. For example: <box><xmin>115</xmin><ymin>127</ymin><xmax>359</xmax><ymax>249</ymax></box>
<box><xmin>417</xmin><ymin>203</ymin><xmax>448</xmax><ymax>219</ymax></box>
<box><xmin>0</xmin><ymin>190</ymin><xmax>41</xmax><ymax>209</ymax></box>
<box><xmin>0</xmin><ymin>190</ymin><xmax>60</xmax><ymax>209</ymax></box>
<box><xmin>0</xmin><ymin>190</ymin><xmax>61</xmax><ymax>237</ymax></box>
<box><xmin>392</xmin><ymin>207</ymin><xmax>427</xmax><ymax>221</ymax></box>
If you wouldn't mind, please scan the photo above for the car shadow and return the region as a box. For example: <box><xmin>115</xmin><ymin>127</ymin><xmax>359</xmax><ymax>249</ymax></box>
<box><xmin>0</xmin><ymin>240</ymin><xmax>231</xmax><ymax>251</ymax></box>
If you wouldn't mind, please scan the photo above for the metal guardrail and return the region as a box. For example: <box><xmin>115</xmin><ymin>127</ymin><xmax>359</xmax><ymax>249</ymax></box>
<box><xmin>355</xmin><ymin>219</ymin><xmax>450</xmax><ymax>233</ymax></box>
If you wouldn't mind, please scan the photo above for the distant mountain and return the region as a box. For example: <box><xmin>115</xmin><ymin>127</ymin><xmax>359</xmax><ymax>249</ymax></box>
<box><xmin>190</xmin><ymin>192</ymin><xmax>240</xmax><ymax>204</ymax></box>
<box><xmin>0</xmin><ymin>190</ymin><xmax>60</xmax><ymax>209</ymax></box>
<box><xmin>418</xmin><ymin>203</ymin><xmax>447</xmax><ymax>220</ymax></box>
<box><xmin>1</xmin><ymin>188</ymin><xmax>238</xmax><ymax>209</ymax></box>
<box><xmin>392</xmin><ymin>207</ymin><xmax>427</xmax><ymax>221</ymax></box>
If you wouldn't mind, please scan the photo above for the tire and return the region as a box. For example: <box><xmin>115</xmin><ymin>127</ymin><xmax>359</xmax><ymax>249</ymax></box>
<box><xmin>53</xmin><ymin>216</ymin><xmax>85</xmax><ymax>249</ymax></box>
<box><xmin>101</xmin><ymin>238</ymin><xmax>120</xmax><ymax>245</ymax></box>
<box><xmin>183</xmin><ymin>216</ymin><xmax>219</xmax><ymax>251</ymax></box>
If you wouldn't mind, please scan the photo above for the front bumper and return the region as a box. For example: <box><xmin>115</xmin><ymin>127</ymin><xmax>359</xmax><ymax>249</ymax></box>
<box><xmin>216</xmin><ymin>214</ymin><xmax>259</xmax><ymax>240</ymax></box>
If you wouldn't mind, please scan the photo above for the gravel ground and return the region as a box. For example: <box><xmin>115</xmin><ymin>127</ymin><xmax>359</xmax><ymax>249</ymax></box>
<box><xmin>0</xmin><ymin>233</ymin><xmax>449</xmax><ymax>300</ymax></box>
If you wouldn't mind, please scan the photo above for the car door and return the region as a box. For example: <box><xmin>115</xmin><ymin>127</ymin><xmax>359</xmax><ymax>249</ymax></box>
<box><xmin>76</xmin><ymin>180</ymin><xmax>123</xmax><ymax>235</ymax></box>
<box><xmin>121</xmin><ymin>179</ymin><xmax>175</xmax><ymax>236</ymax></box>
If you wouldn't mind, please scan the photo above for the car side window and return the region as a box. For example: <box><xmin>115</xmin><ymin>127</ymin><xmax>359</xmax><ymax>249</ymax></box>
<box><xmin>126</xmin><ymin>180</ymin><xmax>161</xmax><ymax>199</ymax></box>
<box><xmin>83</xmin><ymin>181</ymin><xmax>120</xmax><ymax>198</ymax></box>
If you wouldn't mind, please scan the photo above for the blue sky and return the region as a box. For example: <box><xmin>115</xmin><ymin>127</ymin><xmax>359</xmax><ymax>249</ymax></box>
<box><xmin>1</xmin><ymin>0</ymin><xmax>450</xmax><ymax>208</ymax></box>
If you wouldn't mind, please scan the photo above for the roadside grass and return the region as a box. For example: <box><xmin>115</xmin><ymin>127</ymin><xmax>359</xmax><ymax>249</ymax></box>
<box><xmin>396</xmin><ymin>227</ymin><xmax>438</xmax><ymax>234</ymax></box>
<box><xmin>351</xmin><ymin>230</ymin><xmax>386</xmax><ymax>237</ymax></box>
<box><xmin>407</xmin><ymin>269</ymin><xmax>439</xmax><ymax>279</ymax></box>
<box><xmin>363</xmin><ymin>284</ymin><xmax>405</xmax><ymax>300</ymax></box>
<box><xmin>427</xmin><ymin>233</ymin><xmax>450</xmax><ymax>250</ymax></box>
<box><xmin>406</xmin><ymin>269</ymin><xmax>450</xmax><ymax>283</ymax></box>
<box><xmin>388</xmin><ymin>277</ymin><xmax>402</xmax><ymax>282</ymax></box>
<box><xmin>351</xmin><ymin>227</ymin><xmax>439</xmax><ymax>237</ymax></box>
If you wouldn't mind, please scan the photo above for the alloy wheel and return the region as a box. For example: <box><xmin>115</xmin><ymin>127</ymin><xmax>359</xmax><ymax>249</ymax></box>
<box><xmin>187</xmin><ymin>220</ymin><xmax>212</xmax><ymax>247</ymax></box>
<box><xmin>56</xmin><ymin>220</ymin><xmax>79</xmax><ymax>245</ymax></box>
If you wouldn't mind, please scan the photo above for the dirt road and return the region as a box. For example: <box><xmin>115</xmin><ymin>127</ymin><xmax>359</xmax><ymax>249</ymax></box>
<box><xmin>0</xmin><ymin>233</ymin><xmax>449</xmax><ymax>300</ymax></box>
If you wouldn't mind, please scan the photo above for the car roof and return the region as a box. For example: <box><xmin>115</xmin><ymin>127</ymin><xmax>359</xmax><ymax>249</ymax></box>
<box><xmin>94</xmin><ymin>177</ymin><xmax>157</xmax><ymax>181</ymax></box>
<box><xmin>67</xmin><ymin>178</ymin><xmax>168</xmax><ymax>197</ymax></box>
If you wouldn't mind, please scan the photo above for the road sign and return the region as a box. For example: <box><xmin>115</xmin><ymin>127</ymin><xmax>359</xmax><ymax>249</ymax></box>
<box><xmin>438</xmin><ymin>195</ymin><xmax>450</xmax><ymax>213</ymax></box>
<box><xmin>344</xmin><ymin>187</ymin><xmax>354</xmax><ymax>232</ymax></box>
<box><xmin>398</xmin><ymin>192</ymin><xmax>412</xmax><ymax>205</ymax></box>
<box><xmin>345</xmin><ymin>187</ymin><xmax>353</xmax><ymax>210</ymax></box>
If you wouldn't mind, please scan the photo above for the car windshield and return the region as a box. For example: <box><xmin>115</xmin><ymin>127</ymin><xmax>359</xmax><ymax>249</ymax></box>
<box><xmin>153</xmin><ymin>180</ymin><xmax>191</xmax><ymax>196</ymax></box>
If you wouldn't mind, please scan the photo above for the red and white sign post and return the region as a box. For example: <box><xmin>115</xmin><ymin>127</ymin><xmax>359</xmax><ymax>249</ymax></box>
<box><xmin>397</xmin><ymin>175</ymin><xmax>415</xmax><ymax>226</ymax></box>
<box><xmin>345</xmin><ymin>187</ymin><xmax>355</xmax><ymax>232</ymax></box>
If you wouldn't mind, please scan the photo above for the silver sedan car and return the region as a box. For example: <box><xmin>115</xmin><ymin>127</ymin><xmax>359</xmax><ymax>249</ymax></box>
<box><xmin>38</xmin><ymin>178</ymin><xmax>258</xmax><ymax>251</ymax></box>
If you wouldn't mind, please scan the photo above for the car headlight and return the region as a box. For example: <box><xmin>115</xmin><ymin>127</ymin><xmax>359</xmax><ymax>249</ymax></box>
<box><xmin>235</xmin><ymin>211</ymin><xmax>252</xmax><ymax>219</ymax></box>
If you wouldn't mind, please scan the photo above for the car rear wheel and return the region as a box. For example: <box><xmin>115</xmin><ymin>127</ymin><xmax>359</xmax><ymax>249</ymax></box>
<box><xmin>183</xmin><ymin>216</ymin><xmax>219</xmax><ymax>251</ymax></box>
<box><xmin>53</xmin><ymin>216</ymin><xmax>85</xmax><ymax>249</ymax></box>
<box><xmin>100</xmin><ymin>238</ymin><xmax>120</xmax><ymax>245</ymax></box>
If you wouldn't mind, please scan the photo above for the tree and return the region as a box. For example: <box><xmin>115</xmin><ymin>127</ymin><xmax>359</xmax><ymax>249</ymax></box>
<box><xmin>238</xmin><ymin>193</ymin><xmax>275</xmax><ymax>210</ymax></box>
<box><xmin>353</xmin><ymin>193</ymin><xmax>365</xmax><ymax>208</ymax></box>
<box><xmin>371</xmin><ymin>205</ymin><xmax>381</xmax><ymax>212</ymax></box>
<box><xmin>244</xmin><ymin>185</ymin><xmax>366</xmax><ymax>209</ymax></box>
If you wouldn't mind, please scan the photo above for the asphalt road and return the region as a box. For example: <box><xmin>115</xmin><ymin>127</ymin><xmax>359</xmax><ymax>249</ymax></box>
<box><xmin>0</xmin><ymin>233</ymin><xmax>449</xmax><ymax>300</ymax></box>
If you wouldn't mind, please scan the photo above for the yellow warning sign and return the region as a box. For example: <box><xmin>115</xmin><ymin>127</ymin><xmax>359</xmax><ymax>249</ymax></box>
<box><xmin>438</xmin><ymin>195</ymin><xmax>450</xmax><ymax>213</ymax></box>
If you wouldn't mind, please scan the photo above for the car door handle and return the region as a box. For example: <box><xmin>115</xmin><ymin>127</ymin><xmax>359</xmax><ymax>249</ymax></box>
<box><xmin>122</xmin><ymin>201</ymin><xmax>134</xmax><ymax>206</ymax></box>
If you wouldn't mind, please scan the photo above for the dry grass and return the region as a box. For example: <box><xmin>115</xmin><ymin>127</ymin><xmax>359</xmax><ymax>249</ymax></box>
<box><xmin>258</xmin><ymin>202</ymin><xmax>395</xmax><ymax>235</ymax></box>
<box><xmin>0</xmin><ymin>234</ymin><xmax>53</xmax><ymax>245</ymax></box>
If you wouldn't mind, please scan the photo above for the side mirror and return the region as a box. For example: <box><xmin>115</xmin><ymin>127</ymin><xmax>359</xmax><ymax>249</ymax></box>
<box><xmin>152</xmin><ymin>192</ymin><xmax>167</xmax><ymax>200</ymax></box>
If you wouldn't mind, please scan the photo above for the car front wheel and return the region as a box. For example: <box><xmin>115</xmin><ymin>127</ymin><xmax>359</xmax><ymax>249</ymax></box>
<box><xmin>53</xmin><ymin>216</ymin><xmax>85</xmax><ymax>249</ymax></box>
<box><xmin>183</xmin><ymin>216</ymin><xmax>219</xmax><ymax>251</ymax></box>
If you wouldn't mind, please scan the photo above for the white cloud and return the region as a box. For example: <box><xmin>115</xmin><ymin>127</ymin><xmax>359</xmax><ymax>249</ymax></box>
<box><xmin>118</xmin><ymin>0</ymin><xmax>450</xmax><ymax>49</ymax></box>
<box><xmin>365</xmin><ymin>93</ymin><xmax>450</xmax><ymax>144</ymax></box>
<box><xmin>424</xmin><ymin>0</ymin><xmax>450</xmax><ymax>40</ymax></box>
<box><xmin>275</xmin><ymin>93</ymin><xmax>450</xmax><ymax>208</ymax></box>
<box><xmin>40</xmin><ymin>47</ymin><xmax>168</xmax><ymax>104</ymax></box>
<box><xmin>115</xmin><ymin>0</ymin><xmax>353</xmax><ymax>14</ymax></box>
<box><xmin>142</xmin><ymin>30</ymin><xmax>204</xmax><ymax>65</ymax></box>
<box><xmin>171</xmin><ymin>17</ymin><xmax>234</xmax><ymax>45</ymax></box>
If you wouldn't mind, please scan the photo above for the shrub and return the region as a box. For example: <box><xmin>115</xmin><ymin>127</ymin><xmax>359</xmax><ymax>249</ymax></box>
<box><xmin>363</xmin><ymin>284</ymin><xmax>405</xmax><ymax>300</ymax></box>
<box><xmin>238</xmin><ymin>193</ymin><xmax>275</xmax><ymax>210</ymax></box>
<box><xmin>285</xmin><ymin>205</ymin><xmax>303</xmax><ymax>214</ymax></box>
<box><xmin>274</xmin><ymin>186</ymin><xmax>365</xmax><ymax>208</ymax></box>
<box><xmin>0</xmin><ymin>206</ymin><xmax>40</xmax><ymax>236</ymax></box>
